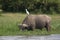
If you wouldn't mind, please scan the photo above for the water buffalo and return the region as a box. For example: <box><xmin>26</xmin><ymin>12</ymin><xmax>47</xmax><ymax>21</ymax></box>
<box><xmin>18</xmin><ymin>14</ymin><xmax>51</xmax><ymax>31</ymax></box>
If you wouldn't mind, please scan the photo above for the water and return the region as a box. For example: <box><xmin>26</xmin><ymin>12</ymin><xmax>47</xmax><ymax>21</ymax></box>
<box><xmin>0</xmin><ymin>34</ymin><xmax>60</xmax><ymax>40</ymax></box>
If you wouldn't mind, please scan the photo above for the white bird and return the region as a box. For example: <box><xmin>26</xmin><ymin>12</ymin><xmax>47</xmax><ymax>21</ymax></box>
<box><xmin>25</xmin><ymin>9</ymin><xmax>29</xmax><ymax>15</ymax></box>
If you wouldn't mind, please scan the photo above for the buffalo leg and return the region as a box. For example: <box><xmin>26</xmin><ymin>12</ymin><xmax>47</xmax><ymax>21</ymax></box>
<box><xmin>45</xmin><ymin>23</ymin><xmax>51</xmax><ymax>31</ymax></box>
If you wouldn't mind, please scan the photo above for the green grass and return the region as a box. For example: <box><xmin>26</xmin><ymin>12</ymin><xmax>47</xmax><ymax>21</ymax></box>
<box><xmin>0</xmin><ymin>12</ymin><xmax>60</xmax><ymax>36</ymax></box>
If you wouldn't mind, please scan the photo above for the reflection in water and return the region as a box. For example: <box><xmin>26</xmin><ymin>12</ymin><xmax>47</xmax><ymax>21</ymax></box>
<box><xmin>0</xmin><ymin>34</ymin><xmax>60</xmax><ymax>40</ymax></box>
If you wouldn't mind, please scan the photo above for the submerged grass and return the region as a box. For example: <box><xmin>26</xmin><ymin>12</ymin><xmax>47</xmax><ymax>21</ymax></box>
<box><xmin>0</xmin><ymin>13</ymin><xmax>60</xmax><ymax>36</ymax></box>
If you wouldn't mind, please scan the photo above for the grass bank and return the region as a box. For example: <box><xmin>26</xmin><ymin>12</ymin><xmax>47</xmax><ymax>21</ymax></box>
<box><xmin>0</xmin><ymin>13</ymin><xmax>60</xmax><ymax>36</ymax></box>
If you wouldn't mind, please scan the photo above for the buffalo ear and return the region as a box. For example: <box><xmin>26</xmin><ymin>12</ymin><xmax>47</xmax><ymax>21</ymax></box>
<box><xmin>22</xmin><ymin>24</ymin><xmax>28</xmax><ymax>27</ymax></box>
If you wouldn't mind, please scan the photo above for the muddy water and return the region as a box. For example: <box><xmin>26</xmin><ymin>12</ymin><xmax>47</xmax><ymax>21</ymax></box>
<box><xmin>0</xmin><ymin>34</ymin><xmax>60</xmax><ymax>40</ymax></box>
